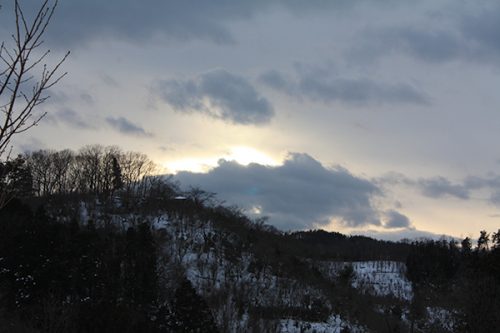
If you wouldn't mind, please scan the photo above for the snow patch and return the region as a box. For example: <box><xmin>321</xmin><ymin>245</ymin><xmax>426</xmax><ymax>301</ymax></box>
<box><xmin>317</xmin><ymin>261</ymin><xmax>413</xmax><ymax>301</ymax></box>
<box><xmin>280</xmin><ymin>315</ymin><xmax>366</xmax><ymax>333</ymax></box>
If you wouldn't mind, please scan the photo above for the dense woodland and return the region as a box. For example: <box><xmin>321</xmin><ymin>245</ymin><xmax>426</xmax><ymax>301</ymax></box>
<box><xmin>0</xmin><ymin>146</ymin><xmax>500</xmax><ymax>332</ymax></box>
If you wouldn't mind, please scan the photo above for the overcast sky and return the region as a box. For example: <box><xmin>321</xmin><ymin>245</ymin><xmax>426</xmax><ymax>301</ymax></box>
<box><xmin>3</xmin><ymin>0</ymin><xmax>500</xmax><ymax>240</ymax></box>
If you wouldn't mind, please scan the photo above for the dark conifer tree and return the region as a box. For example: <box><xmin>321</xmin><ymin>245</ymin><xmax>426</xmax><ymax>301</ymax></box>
<box><xmin>0</xmin><ymin>155</ymin><xmax>33</xmax><ymax>208</ymax></box>
<box><xmin>168</xmin><ymin>278</ymin><xmax>219</xmax><ymax>333</ymax></box>
<box><xmin>461</xmin><ymin>237</ymin><xmax>472</xmax><ymax>254</ymax></box>
<box><xmin>112</xmin><ymin>156</ymin><xmax>123</xmax><ymax>192</ymax></box>
<box><xmin>492</xmin><ymin>229</ymin><xmax>500</xmax><ymax>249</ymax></box>
<box><xmin>477</xmin><ymin>230</ymin><xmax>490</xmax><ymax>252</ymax></box>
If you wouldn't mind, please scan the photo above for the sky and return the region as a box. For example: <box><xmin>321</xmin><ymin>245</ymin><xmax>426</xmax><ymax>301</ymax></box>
<box><xmin>2</xmin><ymin>0</ymin><xmax>500</xmax><ymax>241</ymax></box>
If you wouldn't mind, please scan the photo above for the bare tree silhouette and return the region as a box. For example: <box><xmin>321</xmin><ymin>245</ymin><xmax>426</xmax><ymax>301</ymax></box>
<box><xmin>0</xmin><ymin>0</ymin><xmax>69</xmax><ymax>158</ymax></box>
<box><xmin>0</xmin><ymin>0</ymin><xmax>68</xmax><ymax>208</ymax></box>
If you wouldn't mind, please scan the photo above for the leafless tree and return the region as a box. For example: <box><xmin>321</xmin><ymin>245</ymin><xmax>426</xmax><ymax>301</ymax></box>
<box><xmin>26</xmin><ymin>149</ymin><xmax>55</xmax><ymax>195</ymax></box>
<box><xmin>76</xmin><ymin>145</ymin><xmax>104</xmax><ymax>194</ymax></box>
<box><xmin>24</xmin><ymin>146</ymin><xmax>162</xmax><ymax>204</ymax></box>
<box><xmin>25</xmin><ymin>148</ymin><xmax>74</xmax><ymax>196</ymax></box>
<box><xmin>119</xmin><ymin>151</ymin><xmax>157</xmax><ymax>204</ymax></box>
<box><xmin>0</xmin><ymin>0</ymin><xmax>69</xmax><ymax>158</ymax></box>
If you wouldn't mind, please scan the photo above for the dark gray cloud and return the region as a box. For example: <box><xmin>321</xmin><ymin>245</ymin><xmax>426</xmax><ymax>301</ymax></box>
<box><xmin>259</xmin><ymin>70</ymin><xmax>291</xmax><ymax>91</ymax></box>
<box><xmin>384</xmin><ymin>210</ymin><xmax>412</xmax><ymax>229</ymax></box>
<box><xmin>0</xmin><ymin>0</ymin><xmax>240</xmax><ymax>46</ymax></box>
<box><xmin>389</xmin><ymin>28</ymin><xmax>462</xmax><ymax>63</ymax></box>
<box><xmin>53</xmin><ymin>108</ymin><xmax>94</xmax><ymax>129</ymax></box>
<box><xmin>175</xmin><ymin>153</ymin><xmax>381</xmax><ymax>230</ymax></box>
<box><xmin>418</xmin><ymin>174</ymin><xmax>500</xmax><ymax>205</ymax></box>
<box><xmin>377</xmin><ymin>172</ymin><xmax>500</xmax><ymax>207</ymax></box>
<box><xmin>349</xmin><ymin>27</ymin><xmax>462</xmax><ymax>64</ymax></box>
<box><xmin>463</xmin><ymin>175</ymin><xmax>490</xmax><ymax>190</ymax></box>
<box><xmin>464</xmin><ymin>175</ymin><xmax>500</xmax><ymax>206</ymax></box>
<box><xmin>156</xmin><ymin>69</ymin><xmax>274</xmax><ymax>125</ymax></box>
<box><xmin>418</xmin><ymin>176</ymin><xmax>470</xmax><ymax>200</ymax></box>
<box><xmin>460</xmin><ymin>4</ymin><xmax>500</xmax><ymax>60</ymax></box>
<box><xmin>349</xmin><ymin>3</ymin><xmax>500</xmax><ymax>65</ymax></box>
<box><xmin>376</xmin><ymin>173</ymin><xmax>471</xmax><ymax>200</ymax></box>
<box><xmin>105</xmin><ymin>117</ymin><xmax>152</xmax><ymax>137</ymax></box>
<box><xmin>0</xmin><ymin>0</ymin><xmax>382</xmax><ymax>48</ymax></box>
<box><xmin>259</xmin><ymin>65</ymin><xmax>429</xmax><ymax>106</ymax></box>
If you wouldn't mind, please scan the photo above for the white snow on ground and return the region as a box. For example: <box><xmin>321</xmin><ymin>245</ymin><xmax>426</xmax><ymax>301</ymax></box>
<box><xmin>351</xmin><ymin>261</ymin><xmax>413</xmax><ymax>301</ymax></box>
<box><xmin>72</xmin><ymin>203</ymin><xmax>460</xmax><ymax>333</ymax></box>
<box><xmin>79</xmin><ymin>202</ymin><xmax>89</xmax><ymax>225</ymax></box>
<box><xmin>280</xmin><ymin>315</ymin><xmax>367</xmax><ymax>333</ymax></box>
<box><xmin>317</xmin><ymin>261</ymin><xmax>413</xmax><ymax>301</ymax></box>
<box><xmin>146</xmin><ymin>214</ymin><xmax>370</xmax><ymax>332</ymax></box>
<box><xmin>425</xmin><ymin>307</ymin><xmax>456</xmax><ymax>332</ymax></box>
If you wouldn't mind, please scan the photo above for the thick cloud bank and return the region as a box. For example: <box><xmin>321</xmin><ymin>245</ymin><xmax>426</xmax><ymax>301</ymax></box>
<box><xmin>0</xmin><ymin>0</ymin><xmax>377</xmax><ymax>47</ymax></box>
<box><xmin>349</xmin><ymin>3</ymin><xmax>500</xmax><ymax>66</ymax></box>
<box><xmin>176</xmin><ymin>153</ymin><xmax>381</xmax><ymax>230</ymax></box>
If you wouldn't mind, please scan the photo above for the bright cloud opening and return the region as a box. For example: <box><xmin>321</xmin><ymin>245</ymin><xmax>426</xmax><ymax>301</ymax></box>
<box><xmin>165</xmin><ymin>157</ymin><xmax>219</xmax><ymax>174</ymax></box>
<box><xmin>224</xmin><ymin>146</ymin><xmax>279</xmax><ymax>166</ymax></box>
<box><xmin>164</xmin><ymin>146</ymin><xmax>279</xmax><ymax>174</ymax></box>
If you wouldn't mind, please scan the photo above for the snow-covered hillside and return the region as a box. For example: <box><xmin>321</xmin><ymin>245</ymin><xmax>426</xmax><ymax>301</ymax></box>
<box><xmin>149</xmin><ymin>214</ymin><xmax>366</xmax><ymax>332</ymax></box>
<box><xmin>316</xmin><ymin>260</ymin><xmax>413</xmax><ymax>301</ymax></box>
<box><xmin>70</xmin><ymin>202</ymin><xmax>456</xmax><ymax>332</ymax></box>
<box><xmin>280</xmin><ymin>315</ymin><xmax>366</xmax><ymax>333</ymax></box>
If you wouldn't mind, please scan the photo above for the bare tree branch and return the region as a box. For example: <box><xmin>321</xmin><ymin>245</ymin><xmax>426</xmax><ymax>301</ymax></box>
<box><xmin>0</xmin><ymin>0</ymin><xmax>69</xmax><ymax>158</ymax></box>
<box><xmin>0</xmin><ymin>0</ymin><xmax>68</xmax><ymax>209</ymax></box>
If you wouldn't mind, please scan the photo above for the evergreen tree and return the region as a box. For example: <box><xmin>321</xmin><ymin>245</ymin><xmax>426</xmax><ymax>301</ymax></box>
<box><xmin>492</xmin><ymin>229</ymin><xmax>500</xmax><ymax>249</ymax></box>
<box><xmin>0</xmin><ymin>155</ymin><xmax>33</xmax><ymax>208</ymax></box>
<box><xmin>477</xmin><ymin>230</ymin><xmax>490</xmax><ymax>252</ymax></box>
<box><xmin>168</xmin><ymin>278</ymin><xmax>219</xmax><ymax>333</ymax></box>
<box><xmin>123</xmin><ymin>223</ymin><xmax>158</xmax><ymax>310</ymax></box>
<box><xmin>461</xmin><ymin>237</ymin><xmax>472</xmax><ymax>254</ymax></box>
<box><xmin>112</xmin><ymin>156</ymin><xmax>123</xmax><ymax>192</ymax></box>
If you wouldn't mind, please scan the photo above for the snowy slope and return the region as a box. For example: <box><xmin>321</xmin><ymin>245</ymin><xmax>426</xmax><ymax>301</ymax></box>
<box><xmin>72</xmin><ymin>201</ymin><xmax>466</xmax><ymax>332</ymax></box>
<box><xmin>280</xmin><ymin>315</ymin><xmax>366</xmax><ymax>333</ymax></box>
<box><xmin>316</xmin><ymin>261</ymin><xmax>413</xmax><ymax>301</ymax></box>
<box><xmin>150</xmin><ymin>214</ymin><xmax>367</xmax><ymax>332</ymax></box>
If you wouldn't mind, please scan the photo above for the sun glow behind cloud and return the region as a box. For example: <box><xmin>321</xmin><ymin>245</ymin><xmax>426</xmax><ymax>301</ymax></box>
<box><xmin>226</xmin><ymin>146</ymin><xmax>279</xmax><ymax>167</ymax></box>
<box><xmin>164</xmin><ymin>146</ymin><xmax>279</xmax><ymax>174</ymax></box>
<box><xmin>165</xmin><ymin>157</ymin><xmax>219</xmax><ymax>174</ymax></box>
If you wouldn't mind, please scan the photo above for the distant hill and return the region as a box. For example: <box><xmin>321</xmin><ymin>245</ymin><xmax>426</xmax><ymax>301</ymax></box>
<box><xmin>1</xmin><ymin>147</ymin><xmax>499</xmax><ymax>332</ymax></box>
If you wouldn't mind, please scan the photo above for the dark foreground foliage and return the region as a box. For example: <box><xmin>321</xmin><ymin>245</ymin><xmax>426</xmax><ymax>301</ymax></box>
<box><xmin>0</xmin><ymin>199</ymin><xmax>218</xmax><ymax>332</ymax></box>
<box><xmin>406</xmin><ymin>236</ymin><xmax>500</xmax><ymax>332</ymax></box>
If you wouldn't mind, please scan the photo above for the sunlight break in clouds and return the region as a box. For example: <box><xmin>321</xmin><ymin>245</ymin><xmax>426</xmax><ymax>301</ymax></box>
<box><xmin>225</xmin><ymin>146</ymin><xmax>279</xmax><ymax>167</ymax></box>
<box><xmin>164</xmin><ymin>146</ymin><xmax>279</xmax><ymax>174</ymax></box>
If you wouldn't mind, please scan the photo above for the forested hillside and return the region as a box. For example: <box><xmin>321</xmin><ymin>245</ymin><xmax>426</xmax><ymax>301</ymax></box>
<box><xmin>1</xmin><ymin>146</ymin><xmax>500</xmax><ymax>332</ymax></box>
